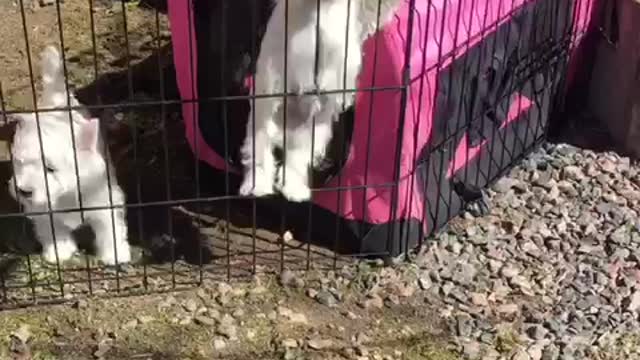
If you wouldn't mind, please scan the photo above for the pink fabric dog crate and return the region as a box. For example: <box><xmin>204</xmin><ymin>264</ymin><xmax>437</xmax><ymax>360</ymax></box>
<box><xmin>167</xmin><ymin>0</ymin><xmax>596</xmax><ymax>258</ymax></box>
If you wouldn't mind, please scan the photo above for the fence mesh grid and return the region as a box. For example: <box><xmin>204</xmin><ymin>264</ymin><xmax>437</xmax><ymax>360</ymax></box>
<box><xmin>0</xmin><ymin>0</ymin><xmax>594</xmax><ymax>308</ymax></box>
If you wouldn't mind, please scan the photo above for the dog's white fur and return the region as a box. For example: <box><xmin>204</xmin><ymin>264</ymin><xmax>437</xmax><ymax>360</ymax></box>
<box><xmin>358</xmin><ymin>0</ymin><xmax>402</xmax><ymax>43</ymax></box>
<box><xmin>8</xmin><ymin>46</ymin><xmax>130</xmax><ymax>265</ymax></box>
<box><xmin>239</xmin><ymin>0</ymin><xmax>363</xmax><ymax>202</ymax></box>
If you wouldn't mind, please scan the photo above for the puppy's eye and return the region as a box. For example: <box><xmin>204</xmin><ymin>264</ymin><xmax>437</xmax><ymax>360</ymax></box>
<box><xmin>45</xmin><ymin>165</ymin><xmax>56</xmax><ymax>173</ymax></box>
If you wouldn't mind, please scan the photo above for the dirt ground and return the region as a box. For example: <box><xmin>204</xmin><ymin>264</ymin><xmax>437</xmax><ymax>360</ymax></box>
<box><xmin>0</xmin><ymin>269</ymin><xmax>461</xmax><ymax>360</ymax></box>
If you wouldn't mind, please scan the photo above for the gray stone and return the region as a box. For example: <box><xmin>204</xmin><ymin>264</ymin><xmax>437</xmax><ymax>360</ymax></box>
<box><xmin>526</xmin><ymin>324</ymin><xmax>548</xmax><ymax>340</ymax></box>
<box><xmin>440</xmin><ymin>282</ymin><xmax>455</xmax><ymax>296</ymax></box>
<box><xmin>479</xmin><ymin>332</ymin><xmax>495</xmax><ymax>344</ymax></box>
<box><xmin>280</xmin><ymin>270</ymin><xmax>305</xmax><ymax>288</ymax></box>
<box><xmin>385</xmin><ymin>294</ymin><xmax>400</xmax><ymax>307</ymax></box>
<box><xmin>483</xmin><ymin>349</ymin><xmax>502</xmax><ymax>360</ymax></box>
<box><xmin>456</xmin><ymin>315</ymin><xmax>473</xmax><ymax>337</ymax></box>
<box><xmin>453</xmin><ymin>263</ymin><xmax>478</xmax><ymax>285</ymax></box>
<box><xmin>527</xmin><ymin>342</ymin><xmax>545</xmax><ymax>360</ymax></box>
<box><xmin>544</xmin><ymin>319</ymin><xmax>565</xmax><ymax>335</ymax></box>
<box><xmin>449</xmin><ymin>287</ymin><xmax>468</xmax><ymax>303</ymax></box>
<box><xmin>470</xmin><ymin>292</ymin><xmax>489</xmax><ymax>307</ymax></box>
<box><xmin>497</xmin><ymin>303</ymin><xmax>519</xmax><ymax>315</ymax></box>
<box><xmin>194</xmin><ymin>316</ymin><xmax>215</xmax><ymax>327</ymax></box>
<box><xmin>217</xmin><ymin>323</ymin><xmax>238</xmax><ymax>340</ymax></box>
<box><xmin>488</xmin><ymin>260</ymin><xmax>503</xmax><ymax>275</ymax></box>
<box><xmin>212</xmin><ymin>338</ymin><xmax>227</xmax><ymax>351</ymax></box>
<box><xmin>494</xmin><ymin>178</ymin><xmax>519</xmax><ymax>193</ymax></box>
<box><xmin>315</xmin><ymin>290</ymin><xmax>338</xmax><ymax>307</ymax></box>
<box><xmin>281</xmin><ymin>339</ymin><xmax>298</xmax><ymax>348</ymax></box>
<box><xmin>512</xmin><ymin>349</ymin><xmax>532</xmax><ymax>360</ymax></box>
<box><xmin>183</xmin><ymin>299</ymin><xmax>198</xmax><ymax>313</ymax></box>
<box><xmin>361</xmin><ymin>294</ymin><xmax>383</xmax><ymax>309</ymax></box>
<box><xmin>596</xmin><ymin>202</ymin><xmax>612</xmax><ymax>216</ymax></box>
<box><xmin>307</xmin><ymin>338</ymin><xmax>333</xmax><ymax>350</ymax></box>
<box><xmin>418</xmin><ymin>276</ymin><xmax>432</xmax><ymax>290</ymax></box>
<box><xmin>561</xmin><ymin>166</ymin><xmax>584</xmax><ymax>181</ymax></box>
<box><xmin>462</xmin><ymin>340</ymin><xmax>482</xmax><ymax>359</ymax></box>
<box><xmin>542</xmin><ymin>344</ymin><xmax>560</xmax><ymax>360</ymax></box>
<box><xmin>283</xmin><ymin>349</ymin><xmax>297</xmax><ymax>360</ymax></box>
<box><xmin>609</xmin><ymin>228</ymin><xmax>630</xmax><ymax>244</ymax></box>
<box><xmin>500</xmin><ymin>265</ymin><xmax>520</xmax><ymax>279</ymax></box>
<box><xmin>510</xmin><ymin>275</ymin><xmax>535</xmax><ymax>296</ymax></box>
<box><xmin>231</xmin><ymin>308</ymin><xmax>245</xmax><ymax>319</ymax></box>
<box><xmin>623</xmin><ymin>291</ymin><xmax>640</xmax><ymax>312</ymax></box>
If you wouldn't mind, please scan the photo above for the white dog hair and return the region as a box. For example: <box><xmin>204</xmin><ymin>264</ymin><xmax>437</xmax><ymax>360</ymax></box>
<box><xmin>239</xmin><ymin>0</ymin><xmax>402</xmax><ymax>202</ymax></box>
<box><xmin>239</xmin><ymin>0</ymin><xmax>364</xmax><ymax>202</ymax></box>
<box><xmin>8</xmin><ymin>46</ymin><xmax>130</xmax><ymax>265</ymax></box>
<box><xmin>358</xmin><ymin>0</ymin><xmax>402</xmax><ymax>43</ymax></box>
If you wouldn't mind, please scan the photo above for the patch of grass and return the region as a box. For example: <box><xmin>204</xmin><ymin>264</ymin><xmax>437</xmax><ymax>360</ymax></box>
<box><xmin>591</xmin><ymin>333</ymin><xmax>640</xmax><ymax>360</ymax></box>
<box><xmin>349</xmin><ymin>261</ymin><xmax>381</xmax><ymax>292</ymax></box>
<box><xmin>495</xmin><ymin>329</ymin><xmax>521</xmax><ymax>355</ymax></box>
<box><xmin>403</xmin><ymin>334</ymin><xmax>460</xmax><ymax>360</ymax></box>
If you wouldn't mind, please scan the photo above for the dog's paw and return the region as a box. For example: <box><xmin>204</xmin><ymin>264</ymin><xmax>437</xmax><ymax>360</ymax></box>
<box><xmin>279</xmin><ymin>182</ymin><xmax>311</xmax><ymax>202</ymax></box>
<box><xmin>99</xmin><ymin>243</ymin><xmax>132</xmax><ymax>266</ymax></box>
<box><xmin>41</xmin><ymin>240</ymin><xmax>77</xmax><ymax>264</ymax></box>
<box><xmin>239</xmin><ymin>172</ymin><xmax>274</xmax><ymax>197</ymax></box>
<box><xmin>276</xmin><ymin>166</ymin><xmax>311</xmax><ymax>202</ymax></box>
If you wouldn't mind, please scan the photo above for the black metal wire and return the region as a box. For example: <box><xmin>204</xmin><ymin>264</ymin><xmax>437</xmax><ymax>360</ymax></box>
<box><xmin>220</xmin><ymin>0</ymin><xmax>231</xmax><ymax>282</ymax></box>
<box><xmin>279</xmin><ymin>0</ymin><xmax>290</xmax><ymax>274</ymax></box>
<box><xmin>545</xmin><ymin>0</ymin><xmax>578</xmax><ymax>132</ymax></box>
<box><xmin>305</xmin><ymin>0</ymin><xmax>322</xmax><ymax>271</ymax></box>
<box><xmin>525</xmin><ymin>1</ymin><xmax>552</xmax><ymax>147</ymax></box>
<box><xmin>0</xmin><ymin>0</ymin><xmax>590</xmax><ymax>306</ymax></box>
<box><xmin>249</xmin><ymin>0</ymin><xmax>259</xmax><ymax>276</ymax></box>
<box><xmin>0</xmin><ymin>180</ymin><xmax>404</xmax><ymax>220</ymax></box>
<box><xmin>52</xmin><ymin>0</ymin><xmax>94</xmax><ymax>296</ymax></box>
<box><xmin>410</xmin><ymin>0</ymin><xmax>472</xmax><ymax>252</ymax></box>
<box><xmin>524</xmin><ymin>1</ymin><xmax>538</xmax><ymax>163</ymax></box>
<box><xmin>359</xmin><ymin>0</ymin><xmax>386</xmax><ymax>249</ymax></box>
<box><xmin>428</xmin><ymin>0</ymin><xmax>468</xmax><ymax>253</ymax></box>
<box><xmin>184</xmin><ymin>0</ymin><xmax>199</xmax><ymax>288</ymax></box>
<box><xmin>155</xmin><ymin>5</ymin><xmax>172</xmax><ymax>291</ymax></box>
<box><xmin>419</xmin><ymin>0</ymin><xmax>451</xmax><ymax>241</ymax></box>
<box><xmin>86</xmin><ymin>0</ymin><xmax>104</xmax><ymax>296</ymax></box>
<box><xmin>0</xmin><ymin>82</ymin><xmax>35</xmax><ymax>302</ymax></box>
<box><xmin>386</xmin><ymin>0</ymin><xmax>418</xmax><ymax>260</ymax></box>
<box><xmin>4</xmin><ymin>86</ymin><xmax>407</xmax><ymax>116</ymax></box>
<box><xmin>114</xmin><ymin>0</ymin><xmax>143</xmax><ymax>291</ymax></box>
<box><xmin>484</xmin><ymin>0</ymin><xmax>518</xmax><ymax>184</ymax></box>
<box><xmin>333</xmin><ymin>0</ymin><xmax>357</xmax><ymax>268</ymax></box>
<box><xmin>472</xmin><ymin>1</ymin><xmax>504</xmax><ymax>188</ymax></box>
<box><xmin>17</xmin><ymin>0</ymin><xmax>65</xmax><ymax>297</ymax></box>
<box><xmin>415</xmin><ymin>0</ymin><xmax>437</xmax><ymax>245</ymax></box>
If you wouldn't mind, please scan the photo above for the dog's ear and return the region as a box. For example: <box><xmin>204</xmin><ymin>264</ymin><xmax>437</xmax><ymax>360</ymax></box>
<box><xmin>77</xmin><ymin>118</ymin><xmax>100</xmax><ymax>152</ymax></box>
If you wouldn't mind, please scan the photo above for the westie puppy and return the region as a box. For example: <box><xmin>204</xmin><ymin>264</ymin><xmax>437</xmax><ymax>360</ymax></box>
<box><xmin>8</xmin><ymin>46</ymin><xmax>130</xmax><ymax>265</ymax></box>
<box><xmin>239</xmin><ymin>0</ymin><xmax>363</xmax><ymax>202</ymax></box>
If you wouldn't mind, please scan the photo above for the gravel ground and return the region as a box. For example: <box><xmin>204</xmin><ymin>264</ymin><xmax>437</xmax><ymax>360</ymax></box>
<box><xmin>411</xmin><ymin>142</ymin><xmax>640</xmax><ymax>360</ymax></box>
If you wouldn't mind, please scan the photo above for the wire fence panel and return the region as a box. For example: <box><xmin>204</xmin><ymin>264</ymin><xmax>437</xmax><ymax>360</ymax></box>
<box><xmin>0</xmin><ymin>0</ymin><xmax>596</xmax><ymax>308</ymax></box>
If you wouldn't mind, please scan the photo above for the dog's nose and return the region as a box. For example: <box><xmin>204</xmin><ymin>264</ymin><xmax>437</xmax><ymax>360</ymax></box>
<box><xmin>17</xmin><ymin>188</ymin><xmax>33</xmax><ymax>198</ymax></box>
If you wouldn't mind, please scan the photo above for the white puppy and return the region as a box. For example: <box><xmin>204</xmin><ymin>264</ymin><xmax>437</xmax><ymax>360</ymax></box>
<box><xmin>8</xmin><ymin>46</ymin><xmax>130</xmax><ymax>265</ymax></box>
<box><xmin>239</xmin><ymin>0</ymin><xmax>363</xmax><ymax>202</ymax></box>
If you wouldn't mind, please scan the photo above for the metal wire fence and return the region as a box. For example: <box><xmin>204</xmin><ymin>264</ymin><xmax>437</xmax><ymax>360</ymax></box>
<box><xmin>0</xmin><ymin>0</ymin><xmax>595</xmax><ymax>308</ymax></box>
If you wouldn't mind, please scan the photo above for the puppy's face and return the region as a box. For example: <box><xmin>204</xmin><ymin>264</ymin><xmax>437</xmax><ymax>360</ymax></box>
<box><xmin>8</xmin><ymin>111</ymin><xmax>104</xmax><ymax>211</ymax></box>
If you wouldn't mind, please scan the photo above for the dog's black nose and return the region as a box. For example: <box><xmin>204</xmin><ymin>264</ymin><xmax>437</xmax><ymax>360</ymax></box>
<box><xmin>18</xmin><ymin>188</ymin><xmax>33</xmax><ymax>198</ymax></box>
